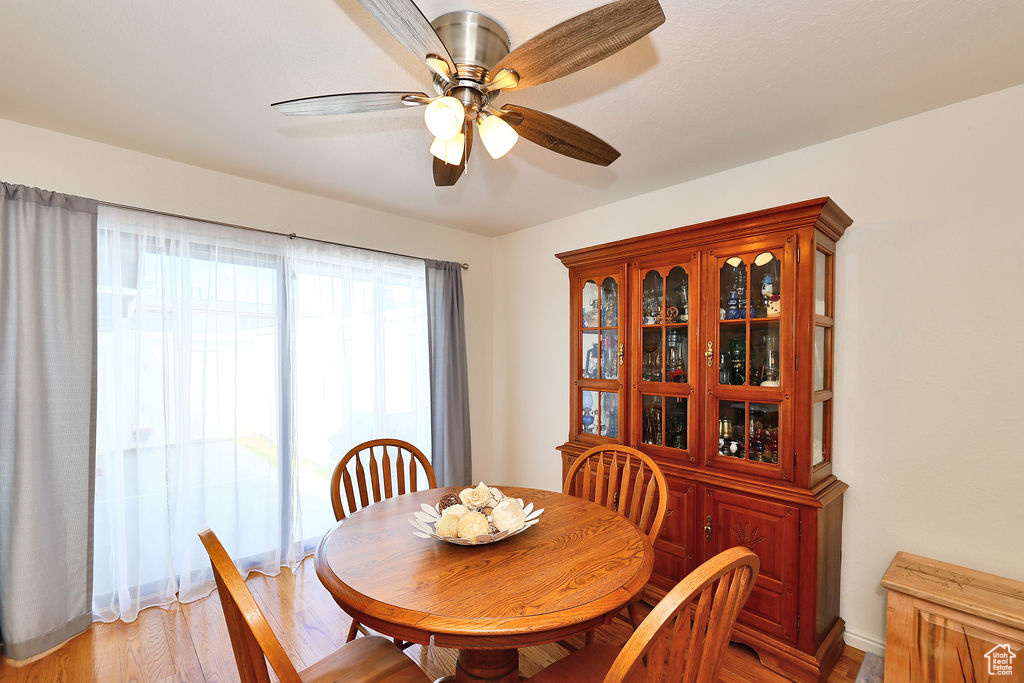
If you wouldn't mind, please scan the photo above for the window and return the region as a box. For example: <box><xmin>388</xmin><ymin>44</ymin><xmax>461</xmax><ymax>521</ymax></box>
<box><xmin>94</xmin><ymin>206</ymin><xmax>429</xmax><ymax>620</ymax></box>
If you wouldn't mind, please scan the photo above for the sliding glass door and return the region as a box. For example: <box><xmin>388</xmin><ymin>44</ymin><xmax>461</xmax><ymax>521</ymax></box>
<box><xmin>94</xmin><ymin>207</ymin><xmax>429</xmax><ymax>621</ymax></box>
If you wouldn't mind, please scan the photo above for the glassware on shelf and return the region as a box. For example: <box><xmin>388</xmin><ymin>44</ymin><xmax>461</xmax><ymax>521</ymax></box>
<box><xmin>665</xmin><ymin>327</ymin><xmax>686</xmax><ymax>383</ymax></box>
<box><xmin>641</xmin><ymin>328</ymin><xmax>662</xmax><ymax>382</ymax></box>
<box><xmin>751</xmin><ymin>252</ymin><xmax>780</xmax><ymax>318</ymax></box>
<box><xmin>720</xmin><ymin>259</ymin><xmax>747</xmax><ymax>320</ymax></box>
<box><xmin>729</xmin><ymin>335</ymin><xmax>746</xmax><ymax>385</ymax></box>
<box><xmin>642</xmin><ymin>395</ymin><xmax>663</xmax><ymax>446</ymax></box>
<box><xmin>600</xmin><ymin>329</ymin><xmax>618</xmax><ymax>380</ymax></box>
<box><xmin>666</xmin><ymin>397</ymin><xmax>686</xmax><ymax>450</ymax></box>
<box><xmin>582</xmin><ymin>281</ymin><xmax>599</xmax><ymax>327</ymax></box>
<box><xmin>582</xmin><ymin>332</ymin><xmax>599</xmax><ymax>379</ymax></box>
<box><xmin>600</xmin><ymin>392</ymin><xmax>618</xmax><ymax>438</ymax></box>
<box><xmin>600</xmin><ymin>277</ymin><xmax>618</xmax><ymax>327</ymax></box>
<box><xmin>581</xmin><ymin>391</ymin><xmax>597</xmax><ymax>434</ymax></box>
<box><xmin>642</xmin><ymin>271</ymin><xmax>663</xmax><ymax>324</ymax></box>
<box><xmin>666</xmin><ymin>267</ymin><xmax>689</xmax><ymax>322</ymax></box>
<box><xmin>760</xmin><ymin>330</ymin><xmax>779</xmax><ymax>387</ymax></box>
<box><xmin>719</xmin><ymin>351</ymin><xmax>730</xmax><ymax>385</ymax></box>
<box><xmin>750</xmin><ymin>403</ymin><xmax>780</xmax><ymax>464</ymax></box>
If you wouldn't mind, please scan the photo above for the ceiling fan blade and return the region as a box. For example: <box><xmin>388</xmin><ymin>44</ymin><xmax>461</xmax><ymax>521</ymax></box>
<box><xmin>489</xmin><ymin>0</ymin><xmax>665</xmax><ymax>90</ymax></box>
<box><xmin>500</xmin><ymin>105</ymin><xmax>620</xmax><ymax>166</ymax></box>
<box><xmin>433</xmin><ymin>119</ymin><xmax>473</xmax><ymax>186</ymax></box>
<box><xmin>271</xmin><ymin>91</ymin><xmax>428</xmax><ymax>116</ymax></box>
<box><xmin>357</xmin><ymin>0</ymin><xmax>456</xmax><ymax>75</ymax></box>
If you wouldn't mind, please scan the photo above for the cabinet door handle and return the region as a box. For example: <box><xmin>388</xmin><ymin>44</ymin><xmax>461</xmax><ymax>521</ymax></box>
<box><xmin>705</xmin><ymin>341</ymin><xmax>714</xmax><ymax>367</ymax></box>
<box><xmin>618</xmin><ymin>343</ymin><xmax>624</xmax><ymax>366</ymax></box>
<box><xmin>704</xmin><ymin>515</ymin><xmax>713</xmax><ymax>541</ymax></box>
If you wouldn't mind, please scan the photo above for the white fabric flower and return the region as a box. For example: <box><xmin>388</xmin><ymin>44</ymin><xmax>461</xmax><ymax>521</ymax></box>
<box><xmin>459</xmin><ymin>482</ymin><xmax>492</xmax><ymax>509</ymax></box>
<box><xmin>490</xmin><ymin>498</ymin><xmax>526</xmax><ymax>532</ymax></box>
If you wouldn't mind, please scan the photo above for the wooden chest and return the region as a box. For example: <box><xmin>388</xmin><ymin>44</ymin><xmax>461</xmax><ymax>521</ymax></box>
<box><xmin>881</xmin><ymin>551</ymin><xmax>1024</xmax><ymax>682</ymax></box>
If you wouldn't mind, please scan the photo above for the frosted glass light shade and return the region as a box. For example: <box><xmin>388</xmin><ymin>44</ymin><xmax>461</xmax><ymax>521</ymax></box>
<box><xmin>430</xmin><ymin>133</ymin><xmax>465</xmax><ymax>165</ymax></box>
<box><xmin>424</xmin><ymin>97</ymin><xmax>465</xmax><ymax>139</ymax></box>
<box><xmin>478</xmin><ymin>114</ymin><xmax>519</xmax><ymax>159</ymax></box>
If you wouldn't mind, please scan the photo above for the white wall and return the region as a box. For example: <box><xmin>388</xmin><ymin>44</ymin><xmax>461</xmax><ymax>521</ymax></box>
<box><xmin>490</xmin><ymin>83</ymin><xmax>1024</xmax><ymax>652</ymax></box>
<box><xmin>0</xmin><ymin>118</ymin><xmax>496</xmax><ymax>482</ymax></box>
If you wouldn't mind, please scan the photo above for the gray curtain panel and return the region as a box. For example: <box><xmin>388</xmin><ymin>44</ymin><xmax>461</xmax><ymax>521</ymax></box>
<box><xmin>424</xmin><ymin>260</ymin><xmax>472</xmax><ymax>487</ymax></box>
<box><xmin>0</xmin><ymin>183</ymin><xmax>97</xmax><ymax>660</ymax></box>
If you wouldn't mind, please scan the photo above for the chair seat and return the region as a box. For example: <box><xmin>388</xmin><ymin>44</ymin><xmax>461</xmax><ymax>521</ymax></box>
<box><xmin>528</xmin><ymin>643</ymin><xmax>646</xmax><ymax>683</ymax></box>
<box><xmin>299</xmin><ymin>635</ymin><xmax>430</xmax><ymax>683</ymax></box>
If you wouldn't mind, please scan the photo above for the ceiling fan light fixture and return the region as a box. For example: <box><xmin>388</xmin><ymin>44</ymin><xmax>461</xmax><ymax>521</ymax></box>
<box><xmin>424</xmin><ymin>96</ymin><xmax>465</xmax><ymax>139</ymax></box>
<box><xmin>430</xmin><ymin>133</ymin><xmax>465</xmax><ymax>165</ymax></box>
<box><xmin>477</xmin><ymin>114</ymin><xmax>518</xmax><ymax>159</ymax></box>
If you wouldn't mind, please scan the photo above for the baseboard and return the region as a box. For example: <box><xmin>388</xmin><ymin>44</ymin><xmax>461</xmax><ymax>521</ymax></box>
<box><xmin>844</xmin><ymin>629</ymin><xmax>885</xmax><ymax>656</ymax></box>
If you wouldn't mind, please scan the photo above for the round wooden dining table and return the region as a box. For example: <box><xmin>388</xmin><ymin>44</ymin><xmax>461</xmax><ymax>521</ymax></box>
<box><xmin>315</xmin><ymin>486</ymin><xmax>654</xmax><ymax>683</ymax></box>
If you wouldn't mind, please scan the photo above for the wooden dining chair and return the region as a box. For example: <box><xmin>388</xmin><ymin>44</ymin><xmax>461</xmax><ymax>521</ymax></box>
<box><xmin>330</xmin><ymin>439</ymin><xmax>436</xmax><ymax>521</ymax></box>
<box><xmin>563</xmin><ymin>444</ymin><xmax>668</xmax><ymax>544</ymax></box>
<box><xmin>564</xmin><ymin>444</ymin><xmax>669</xmax><ymax>638</ymax></box>
<box><xmin>529</xmin><ymin>546</ymin><xmax>760</xmax><ymax>683</ymax></box>
<box><xmin>329</xmin><ymin>438</ymin><xmax>436</xmax><ymax>644</ymax></box>
<box><xmin>198</xmin><ymin>528</ymin><xmax>430</xmax><ymax>683</ymax></box>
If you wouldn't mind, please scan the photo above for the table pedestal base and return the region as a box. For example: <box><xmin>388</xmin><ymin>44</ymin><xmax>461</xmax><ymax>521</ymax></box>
<box><xmin>456</xmin><ymin>648</ymin><xmax>518</xmax><ymax>683</ymax></box>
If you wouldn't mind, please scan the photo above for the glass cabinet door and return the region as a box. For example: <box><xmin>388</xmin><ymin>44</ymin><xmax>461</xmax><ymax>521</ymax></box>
<box><xmin>706</xmin><ymin>242</ymin><xmax>793</xmax><ymax>480</ymax></box>
<box><xmin>634</xmin><ymin>257</ymin><xmax>696</xmax><ymax>460</ymax></box>
<box><xmin>577</xmin><ymin>271</ymin><xmax>623</xmax><ymax>441</ymax></box>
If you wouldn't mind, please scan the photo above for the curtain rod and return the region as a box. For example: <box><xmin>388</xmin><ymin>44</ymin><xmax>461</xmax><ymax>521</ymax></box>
<box><xmin>97</xmin><ymin>200</ymin><xmax>470</xmax><ymax>270</ymax></box>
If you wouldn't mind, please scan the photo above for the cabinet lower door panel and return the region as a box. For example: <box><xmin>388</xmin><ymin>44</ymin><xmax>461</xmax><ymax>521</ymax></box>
<box><xmin>649</xmin><ymin>476</ymin><xmax>697</xmax><ymax>591</ymax></box>
<box><xmin>701</xmin><ymin>486</ymin><xmax>799</xmax><ymax>642</ymax></box>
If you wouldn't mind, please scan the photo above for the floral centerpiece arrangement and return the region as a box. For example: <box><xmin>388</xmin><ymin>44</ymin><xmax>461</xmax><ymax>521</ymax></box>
<box><xmin>409</xmin><ymin>482</ymin><xmax>543</xmax><ymax>546</ymax></box>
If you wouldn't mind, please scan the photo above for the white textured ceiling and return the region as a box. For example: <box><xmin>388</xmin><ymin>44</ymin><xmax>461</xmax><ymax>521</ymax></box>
<box><xmin>2</xmin><ymin>0</ymin><xmax>1024</xmax><ymax>235</ymax></box>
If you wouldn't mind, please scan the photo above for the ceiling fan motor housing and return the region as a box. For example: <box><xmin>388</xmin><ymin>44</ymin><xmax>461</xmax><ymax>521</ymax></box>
<box><xmin>430</xmin><ymin>10</ymin><xmax>510</xmax><ymax>109</ymax></box>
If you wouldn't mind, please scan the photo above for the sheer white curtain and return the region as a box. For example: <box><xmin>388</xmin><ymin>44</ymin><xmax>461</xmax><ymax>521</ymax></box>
<box><xmin>94</xmin><ymin>206</ymin><xmax>430</xmax><ymax>622</ymax></box>
<box><xmin>288</xmin><ymin>239</ymin><xmax>431</xmax><ymax>539</ymax></box>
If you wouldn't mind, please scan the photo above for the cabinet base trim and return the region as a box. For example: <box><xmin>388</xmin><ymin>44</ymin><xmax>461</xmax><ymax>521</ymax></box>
<box><xmin>730</xmin><ymin>617</ymin><xmax>845</xmax><ymax>682</ymax></box>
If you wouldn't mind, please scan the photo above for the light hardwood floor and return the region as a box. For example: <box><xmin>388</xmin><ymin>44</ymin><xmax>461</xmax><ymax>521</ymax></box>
<box><xmin>0</xmin><ymin>557</ymin><xmax>864</xmax><ymax>682</ymax></box>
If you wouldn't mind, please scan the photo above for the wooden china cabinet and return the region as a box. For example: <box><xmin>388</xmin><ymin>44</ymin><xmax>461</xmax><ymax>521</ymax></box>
<box><xmin>556</xmin><ymin>198</ymin><xmax>851</xmax><ymax>682</ymax></box>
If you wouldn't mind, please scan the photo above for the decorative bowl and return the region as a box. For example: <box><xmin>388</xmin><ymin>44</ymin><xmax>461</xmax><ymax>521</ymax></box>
<box><xmin>408</xmin><ymin>500</ymin><xmax>543</xmax><ymax>546</ymax></box>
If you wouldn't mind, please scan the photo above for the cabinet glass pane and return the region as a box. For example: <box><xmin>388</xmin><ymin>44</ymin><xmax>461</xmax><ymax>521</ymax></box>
<box><xmin>750</xmin><ymin>322</ymin><xmax>781</xmax><ymax>387</ymax></box>
<box><xmin>641</xmin><ymin>395</ymin><xmax>663</xmax><ymax>446</ymax></box>
<box><xmin>582</xmin><ymin>331</ymin><xmax>599</xmax><ymax>378</ymax></box>
<box><xmin>666</xmin><ymin>397</ymin><xmax>687</xmax><ymax>450</ymax></box>
<box><xmin>813</xmin><ymin>326</ymin><xmax>826</xmax><ymax>391</ymax></box>
<box><xmin>600</xmin><ymin>277</ymin><xmax>619</xmax><ymax>327</ymax></box>
<box><xmin>600</xmin><ymin>329</ymin><xmax>618</xmax><ymax>380</ymax></box>
<box><xmin>599</xmin><ymin>392</ymin><xmax>618</xmax><ymax>438</ymax></box>
<box><xmin>720</xmin><ymin>257</ymin><xmax>748</xmax><ymax>320</ymax></box>
<box><xmin>718</xmin><ymin>401</ymin><xmax>745</xmax><ymax>458</ymax></box>
<box><xmin>641</xmin><ymin>327</ymin><xmax>662</xmax><ymax>381</ymax></box>
<box><xmin>642</xmin><ymin>270</ymin><xmax>664</xmax><ymax>324</ymax></box>
<box><xmin>665</xmin><ymin>266</ymin><xmax>690</xmax><ymax>322</ymax></box>
<box><xmin>666</xmin><ymin>326</ymin><xmax>687</xmax><ymax>383</ymax></box>
<box><xmin>582</xmin><ymin>280</ymin><xmax>599</xmax><ymax>327</ymax></box>
<box><xmin>720</xmin><ymin>325</ymin><xmax>746</xmax><ymax>385</ymax></box>
<box><xmin>581</xmin><ymin>390</ymin><xmax>598</xmax><ymax>435</ymax></box>
<box><xmin>750</xmin><ymin>251</ymin><xmax>782</xmax><ymax>319</ymax></box>
<box><xmin>749</xmin><ymin>403</ymin><xmax>780</xmax><ymax>464</ymax></box>
<box><xmin>813</xmin><ymin>400</ymin><xmax>829</xmax><ymax>466</ymax></box>
<box><xmin>815</xmin><ymin>249</ymin><xmax>829</xmax><ymax>317</ymax></box>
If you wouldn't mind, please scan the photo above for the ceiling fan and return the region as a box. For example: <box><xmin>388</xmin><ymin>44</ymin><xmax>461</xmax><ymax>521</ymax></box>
<box><xmin>271</xmin><ymin>0</ymin><xmax>666</xmax><ymax>186</ymax></box>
